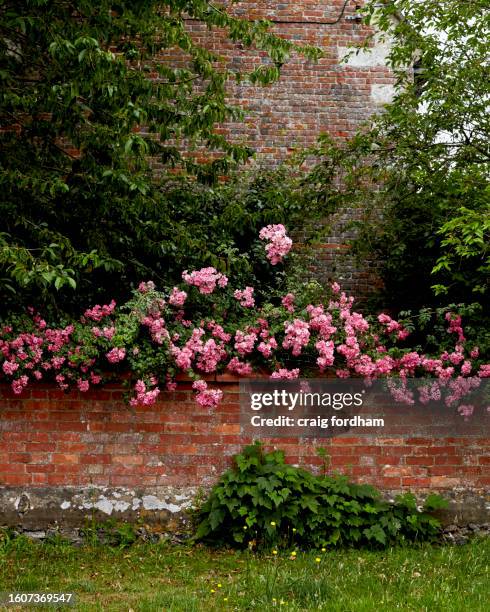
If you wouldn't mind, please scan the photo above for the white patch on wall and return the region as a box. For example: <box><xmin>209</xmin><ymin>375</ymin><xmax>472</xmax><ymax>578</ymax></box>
<box><xmin>338</xmin><ymin>39</ymin><xmax>391</xmax><ymax>68</ymax></box>
<box><xmin>113</xmin><ymin>500</ymin><xmax>130</xmax><ymax>513</ymax></box>
<box><xmin>174</xmin><ymin>494</ymin><xmax>189</xmax><ymax>502</ymax></box>
<box><xmin>141</xmin><ymin>495</ymin><xmax>182</xmax><ymax>513</ymax></box>
<box><xmin>94</xmin><ymin>498</ymin><xmax>114</xmax><ymax>515</ymax></box>
<box><xmin>370</xmin><ymin>84</ymin><xmax>395</xmax><ymax>105</ymax></box>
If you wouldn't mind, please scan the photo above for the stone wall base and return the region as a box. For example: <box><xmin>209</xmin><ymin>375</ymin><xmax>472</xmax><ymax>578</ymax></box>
<box><xmin>1</xmin><ymin>485</ymin><xmax>489</xmax><ymax>539</ymax></box>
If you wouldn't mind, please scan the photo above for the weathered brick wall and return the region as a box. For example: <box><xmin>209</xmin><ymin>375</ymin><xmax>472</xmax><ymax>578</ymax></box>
<box><xmin>1</xmin><ymin>382</ymin><xmax>489</xmax><ymax>531</ymax></box>
<box><xmin>179</xmin><ymin>1</ymin><xmax>395</xmax><ymax>163</ymax></box>
<box><xmin>159</xmin><ymin>1</ymin><xmax>395</xmax><ymax>300</ymax></box>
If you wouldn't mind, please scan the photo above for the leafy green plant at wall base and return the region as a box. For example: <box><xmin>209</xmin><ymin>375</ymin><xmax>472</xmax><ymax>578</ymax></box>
<box><xmin>194</xmin><ymin>442</ymin><xmax>448</xmax><ymax>549</ymax></box>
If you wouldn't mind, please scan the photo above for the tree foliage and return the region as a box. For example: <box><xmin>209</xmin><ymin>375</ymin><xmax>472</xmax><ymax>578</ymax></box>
<box><xmin>325</xmin><ymin>0</ymin><xmax>489</xmax><ymax>309</ymax></box>
<box><xmin>0</xmin><ymin>0</ymin><xmax>321</xmax><ymax>315</ymax></box>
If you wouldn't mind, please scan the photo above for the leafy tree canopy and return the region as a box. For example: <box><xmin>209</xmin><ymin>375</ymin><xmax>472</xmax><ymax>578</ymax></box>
<box><xmin>305</xmin><ymin>0</ymin><xmax>489</xmax><ymax>310</ymax></box>
<box><xmin>0</xmin><ymin>0</ymin><xmax>321</xmax><ymax>315</ymax></box>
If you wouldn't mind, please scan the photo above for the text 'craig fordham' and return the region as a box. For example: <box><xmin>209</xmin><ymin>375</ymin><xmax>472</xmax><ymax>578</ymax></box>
<box><xmin>249</xmin><ymin>415</ymin><xmax>385</xmax><ymax>429</ymax></box>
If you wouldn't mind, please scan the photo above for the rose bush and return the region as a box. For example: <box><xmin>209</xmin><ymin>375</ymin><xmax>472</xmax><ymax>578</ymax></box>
<box><xmin>0</xmin><ymin>226</ymin><xmax>488</xmax><ymax>412</ymax></box>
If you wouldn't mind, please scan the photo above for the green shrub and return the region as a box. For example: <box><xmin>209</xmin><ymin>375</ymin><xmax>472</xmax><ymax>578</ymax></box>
<box><xmin>0</xmin><ymin>167</ymin><xmax>333</xmax><ymax>318</ymax></box>
<box><xmin>194</xmin><ymin>442</ymin><xmax>447</xmax><ymax>549</ymax></box>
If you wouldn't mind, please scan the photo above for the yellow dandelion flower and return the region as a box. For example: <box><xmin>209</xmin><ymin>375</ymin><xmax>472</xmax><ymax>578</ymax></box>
<box><xmin>291</xmin><ymin>551</ymin><xmax>297</xmax><ymax>556</ymax></box>
<box><xmin>223</xmin><ymin>597</ymin><xmax>229</xmax><ymax>602</ymax></box>
<box><xmin>272</xmin><ymin>549</ymin><xmax>278</xmax><ymax>555</ymax></box>
<box><xmin>243</xmin><ymin>525</ymin><xmax>248</xmax><ymax>530</ymax></box>
<box><xmin>217</xmin><ymin>583</ymin><xmax>222</xmax><ymax>588</ymax></box>
<box><xmin>210</xmin><ymin>589</ymin><xmax>216</xmax><ymax>593</ymax></box>
<box><xmin>315</xmin><ymin>557</ymin><xmax>321</xmax><ymax>563</ymax></box>
<box><xmin>292</xmin><ymin>528</ymin><xmax>297</xmax><ymax>532</ymax></box>
<box><xmin>321</xmin><ymin>548</ymin><xmax>326</xmax><ymax>552</ymax></box>
<box><xmin>270</xmin><ymin>521</ymin><xmax>276</xmax><ymax>526</ymax></box>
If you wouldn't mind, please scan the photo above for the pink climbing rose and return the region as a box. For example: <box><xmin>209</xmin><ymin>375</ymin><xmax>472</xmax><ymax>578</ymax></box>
<box><xmin>259</xmin><ymin>224</ymin><xmax>292</xmax><ymax>265</ymax></box>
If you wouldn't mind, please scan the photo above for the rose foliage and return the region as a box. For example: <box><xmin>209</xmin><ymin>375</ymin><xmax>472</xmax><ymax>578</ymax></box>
<box><xmin>1</xmin><ymin>227</ymin><xmax>488</xmax><ymax>413</ymax></box>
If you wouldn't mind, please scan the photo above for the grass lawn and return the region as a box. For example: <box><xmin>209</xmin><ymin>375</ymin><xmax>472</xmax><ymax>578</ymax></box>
<box><xmin>0</xmin><ymin>535</ymin><xmax>488</xmax><ymax>611</ymax></box>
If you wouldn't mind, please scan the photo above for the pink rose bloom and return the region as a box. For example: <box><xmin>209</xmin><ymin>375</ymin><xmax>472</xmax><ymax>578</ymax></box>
<box><xmin>182</xmin><ymin>267</ymin><xmax>228</xmax><ymax>294</ymax></box>
<box><xmin>77</xmin><ymin>379</ymin><xmax>90</xmax><ymax>392</ymax></box>
<box><xmin>336</xmin><ymin>369</ymin><xmax>350</xmax><ymax>379</ymax></box>
<box><xmin>196</xmin><ymin>339</ymin><xmax>227</xmax><ymax>373</ymax></box>
<box><xmin>130</xmin><ymin>379</ymin><xmax>160</xmax><ymax>407</ymax></box>
<box><xmin>227</xmin><ymin>357</ymin><xmax>253</xmax><ymax>376</ymax></box>
<box><xmin>282</xmin><ymin>319</ymin><xmax>310</xmax><ymax>356</ymax></box>
<box><xmin>106</xmin><ymin>347</ymin><xmax>126</xmax><ymax>364</ymax></box>
<box><xmin>2</xmin><ymin>360</ymin><xmax>19</xmax><ymax>376</ymax></box>
<box><xmin>234</xmin><ymin>330</ymin><xmax>257</xmax><ymax>356</ymax></box>
<box><xmin>208</xmin><ymin>322</ymin><xmax>231</xmax><ymax>343</ymax></box>
<box><xmin>258</xmin><ymin>337</ymin><xmax>278</xmax><ymax>358</ymax></box>
<box><xmin>259</xmin><ymin>224</ymin><xmax>292</xmax><ymax>265</ymax></box>
<box><xmin>51</xmin><ymin>356</ymin><xmax>66</xmax><ymax>369</ymax></box>
<box><xmin>55</xmin><ymin>373</ymin><xmax>68</xmax><ymax>391</ymax></box>
<box><xmin>234</xmin><ymin>287</ymin><xmax>255</xmax><ymax>308</ymax></box>
<box><xmin>138</xmin><ymin>281</ymin><xmax>155</xmax><ymax>293</ymax></box>
<box><xmin>478</xmin><ymin>364</ymin><xmax>490</xmax><ymax>378</ymax></box>
<box><xmin>192</xmin><ymin>379</ymin><xmax>223</xmax><ymax>407</ymax></box>
<box><xmin>84</xmin><ymin>300</ymin><xmax>116</xmax><ymax>322</ymax></box>
<box><xmin>316</xmin><ymin>340</ymin><xmax>335</xmax><ymax>371</ymax></box>
<box><xmin>270</xmin><ymin>368</ymin><xmax>300</xmax><ymax>380</ymax></box>
<box><xmin>169</xmin><ymin>287</ymin><xmax>187</xmax><ymax>307</ymax></box>
<box><xmin>281</xmin><ymin>293</ymin><xmax>295</xmax><ymax>312</ymax></box>
<box><xmin>192</xmin><ymin>380</ymin><xmax>208</xmax><ymax>392</ymax></box>
<box><xmin>171</xmin><ymin>345</ymin><xmax>194</xmax><ymax>370</ymax></box>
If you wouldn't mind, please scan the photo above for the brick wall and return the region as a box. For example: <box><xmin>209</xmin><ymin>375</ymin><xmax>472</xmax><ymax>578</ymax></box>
<box><xmin>173</xmin><ymin>1</ymin><xmax>396</xmax><ymax>164</ymax></box>
<box><xmin>1</xmin><ymin>381</ymin><xmax>489</xmax><ymax>530</ymax></box>
<box><xmin>157</xmin><ymin>1</ymin><xmax>396</xmax><ymax>300</ymax></box>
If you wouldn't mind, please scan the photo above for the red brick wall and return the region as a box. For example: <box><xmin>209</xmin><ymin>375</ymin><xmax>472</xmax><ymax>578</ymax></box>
<box><xmin>151</xmin><ymin>1</ymin><xmax>395</xmax><ymax>167</ymax></box>
<box><xmin>152</xmin><ymin>2</ymin><xmax>395</xmax><ymax>300</ymax></box>
<box><xmin>1</xmin><ymin>382</ymin><xmax>489</xmax><ymax>493</ymax></box>
<box><xmin>160</xmin><ymin>1</ymin><xmax>397</xmax><ymax>300</ymax></box>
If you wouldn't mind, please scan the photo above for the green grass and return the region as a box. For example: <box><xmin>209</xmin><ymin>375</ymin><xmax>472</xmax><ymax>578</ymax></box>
<box><xmin>0</xmin><ymin>535</ymin><xmax>489</xmax><ymax>611</ymax></box>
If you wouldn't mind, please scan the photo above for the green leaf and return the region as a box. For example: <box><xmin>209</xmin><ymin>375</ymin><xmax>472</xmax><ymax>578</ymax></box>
<box><xmin>363</xmin><ymin>524</ymin><xmax>387</xmax><ymax>545</ymax></box>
